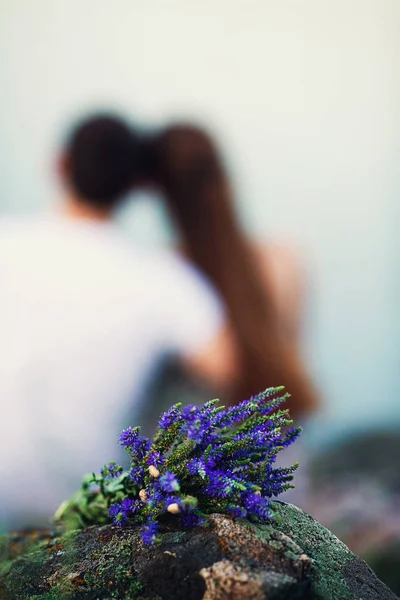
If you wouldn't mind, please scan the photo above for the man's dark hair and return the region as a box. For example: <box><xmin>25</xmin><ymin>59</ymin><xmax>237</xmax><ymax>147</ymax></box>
<box><xmin>65</xmin><ymin>114</ymin><xmax>139</xmax><ymax>209</ymax></box>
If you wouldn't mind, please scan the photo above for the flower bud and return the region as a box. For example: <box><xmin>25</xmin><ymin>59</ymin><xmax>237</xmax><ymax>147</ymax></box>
<box><xmin>167</xmin><ymin>503</ymin><xmax>180</xmax><ymax>514</ymax></box>
<box><xmin>139</xmin><ymin>489</ymin><xmax>148</xmax><ymax>503</ymax></box>
<box><xmin>148</xmin><ymin>465</ymin><xmax>160</xmax><ymax>478</ymax></box>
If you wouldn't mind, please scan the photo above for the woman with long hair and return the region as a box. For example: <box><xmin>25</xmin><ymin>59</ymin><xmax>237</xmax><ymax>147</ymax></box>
<box><xmin>153</xmin><ymin>124</ymin><xmax>318</xmax><ymax>419</ymax></box>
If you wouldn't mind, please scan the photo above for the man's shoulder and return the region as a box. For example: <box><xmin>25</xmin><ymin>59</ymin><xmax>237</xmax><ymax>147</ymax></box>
<box><xmin>0</xmin><ymin>214</ymin><xmax>50</xmax><ymax>232</ymax></box>
<box><xmin>0</xmin><ymin>215</ymin><xmax>45</xmax><ymax>249</ymax></box>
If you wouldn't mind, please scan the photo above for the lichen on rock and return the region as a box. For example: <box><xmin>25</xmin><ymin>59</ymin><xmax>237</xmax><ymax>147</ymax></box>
<box><xmin>1</xmin><ymin>502</ymin><xmax>397</xmax><ymax>600</ymax></box>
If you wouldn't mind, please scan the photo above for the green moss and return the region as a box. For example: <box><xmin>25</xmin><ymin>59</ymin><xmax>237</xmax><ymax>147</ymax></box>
<box><xmin>33</xmin><ymin>592</ymin><xmax>70</xmax><ymax>600</ymax></box>
<box><xmin>0</xmin><ymin>558</ymin><xmax>12</xmax><ymax>580</ymax></box>
<box><xmin>157</xmin><ymin>531</ymin><xmax>187</xmax><ymax>545</ymax></box>
<box><xmin>0</xmin><ymin>526</ymin><xmax>146</xmax><ymax>600</ymax></box>
<box><xmin>75</xmin><ymin>534</ymin><xmax>143</xmax><ymax>597</ymax></box>
<box><xmin>271</xmin><ymin>502</ymin><xmax>355</xmax><ymax>600</ymax></box>
<box><xmin>242</xmin><ymin>518</ymin><xmax>303</xmax><ymax>559</ymax></box>
<box><xmin>268</xmin><ymin>539</ymin><xmax>284</xmax><ymax>551</ymax></box>
<box><xmin>241</xmin><ymin>521</ymin><xmax>274</xmax><ymax>543</ymax></box>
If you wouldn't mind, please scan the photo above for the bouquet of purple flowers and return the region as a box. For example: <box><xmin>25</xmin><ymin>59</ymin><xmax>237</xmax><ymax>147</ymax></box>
<box><xmin>56</xmin><ymin>387</ymin><xmax>300</xmax><ymax>545</ymax></box>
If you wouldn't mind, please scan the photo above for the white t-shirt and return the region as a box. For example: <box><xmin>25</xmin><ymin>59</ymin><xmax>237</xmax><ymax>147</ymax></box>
<box><xmin>0</xmin><ymin>215</ymin><xmax>222</xmax><ymax>528</ymax></box>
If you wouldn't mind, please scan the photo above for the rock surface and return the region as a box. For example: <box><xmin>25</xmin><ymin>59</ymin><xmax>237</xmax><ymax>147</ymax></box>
<box><xmin>0</xmin><ymin>502</ymin><xmax>397</xmax><ymax>600</ymax></box>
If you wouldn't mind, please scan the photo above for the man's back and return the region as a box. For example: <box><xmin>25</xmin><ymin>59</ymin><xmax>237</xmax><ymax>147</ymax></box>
<box><xmin>0</xmin><ymin>216</ymin><xmax>222</xmax><ymax>527</ymax></box>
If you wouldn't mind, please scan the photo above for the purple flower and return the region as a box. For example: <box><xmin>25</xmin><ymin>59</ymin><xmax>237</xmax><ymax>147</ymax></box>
<box><xmin>242</xmin><ymin>492</ymin><xmax>272</xmax><ymax>521</ymax></box>
<box><xmin>158</xmin><ymin>403</ymin><xmax>183</xmax><ymax>430</ymax></box>
<box><xmin>159</xmin><ymin>471</ymin><xmax>180</xmax><ymax>493</ymax></box>
<box><xmin>129</xmin><ymin>465</ymin><xmax>145</xmax><ymax>485</ymax></box>
<box><xmin>109</xmin><ymin>503</ymin><xmax>121</xmax><ymax>518</ymax></box>
<box><xmin>181</xmin><ymin>512</ymin><xmax>204</xmax><ymax>528</ymax></box>
<box><xmin>180</xmin><ymin>404</ymin><xmax>214</xmax><ymax>445</ymax></box>
<box><xmin>182</xmin><ymin>404</ymin><xmax>199</xmax><ymax>420</ymax></box>
<box><xmin>142</xmin><ymin>520</ymin><xmax>159</xmax><ymax>545</ymax></box>
<box><xmin>186</xmin><ymin>458</ymin><xmax>205</xmax><ymax>476</ymax></box>
<box><xmin>146</xmin><ymin>487</ymin><xmax>164</xmax><ymax>508</ymax></box>
<box><xmin>147</xmin><ymin>451</ymin><xmax>165</xmax><ymax>469</ymax></box>
<box><xmin>120</xmin><ymin>427</ymin><xmax>151</xmax><ymax>458</ymax></box>
<box><xmin>109</xmin><ymin>503</ymin><xmax>128</xmax><ymax>526</ymax></box>
<box><xmin>228</xmin><ymin>505</ymin><xmax>247</xmax><ymax>518</ymax></box>
<box><xmin>186</xmin><ymin>420</ymin><xmax>207</xmax><ymax>444</ymax></box>
<box><xmin>121</xmin><ymin>498</ymin><xmax>141</xmax><ymax>515</ymax></box>
<box><xmin>101</xmin><ymin>462</ymin><xmax>123</xmax><ymax>478</ymax></box>
<box><xmin>119</xmin><ymin>427</ymin><xmax>151</xmax><ymax>459</ymax></box>
<box><xmin>119</xmin><ymin>426</ymin><xmax>140</xmax><ymax>448</ymax></box>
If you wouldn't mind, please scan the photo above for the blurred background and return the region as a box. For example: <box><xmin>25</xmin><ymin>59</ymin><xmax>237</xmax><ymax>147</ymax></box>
<box><xmin>1</xmin><ymin>0</ymin><xmax>399</xmax><ymax>591</ymax></box>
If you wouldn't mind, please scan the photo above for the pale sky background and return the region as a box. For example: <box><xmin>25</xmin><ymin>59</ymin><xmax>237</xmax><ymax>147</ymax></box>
<box><xmin>1</xmin><ymin>0</ymin><xmax>399</xmax><ymax>446</ymax></box>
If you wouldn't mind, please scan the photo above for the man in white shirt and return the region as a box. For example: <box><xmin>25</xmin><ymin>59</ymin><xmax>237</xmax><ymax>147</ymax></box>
<box><xmin>0</xmin><ymin>115</ymin><xmax>228</xmax><ymax>528</ymax></box>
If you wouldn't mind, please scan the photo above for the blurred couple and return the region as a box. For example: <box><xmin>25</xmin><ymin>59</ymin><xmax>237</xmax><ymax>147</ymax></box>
<box><xmin>0</xmin><ymin>115</ymin><xmax>318</xmax><ymax>527</ymax></box>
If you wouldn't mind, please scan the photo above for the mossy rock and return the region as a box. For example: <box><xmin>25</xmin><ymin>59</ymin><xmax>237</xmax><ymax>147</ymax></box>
<box><xmin>0</xmin><ymin>502</ymin><xmax>397</xmax><ymax>599</ymax></box>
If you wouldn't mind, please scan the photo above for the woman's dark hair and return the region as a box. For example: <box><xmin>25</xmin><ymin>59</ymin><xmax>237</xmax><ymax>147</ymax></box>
<box><xmin>65</xmin><ymin>114</ymin><xmax>158</xmax><ymax>209</ymax></box>
<box><xmin>156</xmin><ymin>124</ymin><xmax>318</xmax><ymax>417</ymax></box>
